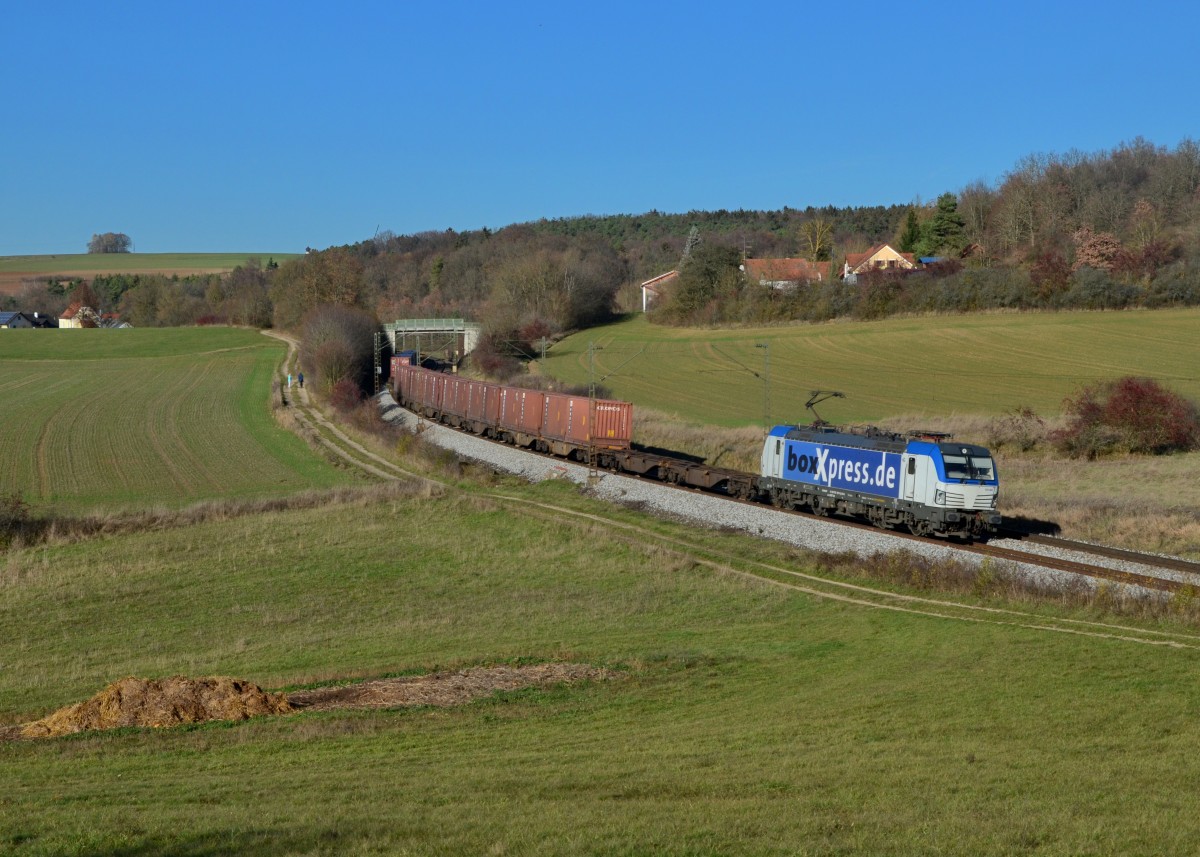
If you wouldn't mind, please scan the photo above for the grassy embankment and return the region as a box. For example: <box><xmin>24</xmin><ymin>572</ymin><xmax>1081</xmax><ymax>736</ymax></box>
<box><xmin>0</xmin><ymin>328</ymin><xmax>353</xmax><ymax>513</ymax></box>
<box><xmin>4</xmin><ymin>480</ymin><xmax>1200</xmax><ymax>854</ymax></box>
<box><xmin>543</xmin><ymin>310</ymin><xmax>1200</xmax><ymax>556</ymax></box>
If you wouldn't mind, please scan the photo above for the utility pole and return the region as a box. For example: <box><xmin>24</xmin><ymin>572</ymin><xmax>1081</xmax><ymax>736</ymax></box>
<box><xmin>587</xmin><ymin>341</ymin><xmax>600</xmax><ymax>483</ymax></box>
<box><xmin>373</xmin><ymin>331</ymin><xmax>384</xmax><ymax>395</ymax></box>
<box><xmin>755</xmin><ymin>342</ymin><xmax>771</xmax><ymax>435</ymax></box>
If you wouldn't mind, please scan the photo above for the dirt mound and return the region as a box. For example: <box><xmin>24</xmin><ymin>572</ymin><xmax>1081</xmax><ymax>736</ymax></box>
<box><xmin>20</xmin><ymin>676</ymin><xmax>292</xmax><ymax>739</ymax></box>
<box><xmin>5</xmin><ymin>664</ymin><xmax>612</xmax><ymax>741</ymax></box>
<box><xmin>288</xmin><ymin>663</ymin><xmax>610</xmax><ymax>712</ymax></box>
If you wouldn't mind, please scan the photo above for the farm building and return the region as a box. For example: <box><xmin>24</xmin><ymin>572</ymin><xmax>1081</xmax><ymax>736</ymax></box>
<box><xmin>640</xmin><ymin>270</ymin><xmax>678</xmax><ymax>311</ymax></box>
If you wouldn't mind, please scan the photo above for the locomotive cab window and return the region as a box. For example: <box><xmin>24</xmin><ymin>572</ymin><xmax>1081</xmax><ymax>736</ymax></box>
<box><xmin>943</xmin><ymin>453</ymin><xmax>994</xmax><ymax>481</ymax></box>
<box><xmin>969</xmin><ymin>456</ymin><xmax>995</xmax><ymax>480</ymax></box>
<box><xmin>907</xmin><ymin>458</ymin><xmax>916</xmax><ymax>475</ymax></box>
<box><xmin>942</xmin><ymin>454</ymin><xmax>971</xmax><ymax>480</ymax></box>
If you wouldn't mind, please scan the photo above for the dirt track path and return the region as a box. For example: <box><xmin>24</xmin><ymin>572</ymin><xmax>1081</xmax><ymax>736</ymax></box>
<box><xmin>261</xmin><ymin>330</ymin><xmax>435</xmax><ymax>485</ymax></box>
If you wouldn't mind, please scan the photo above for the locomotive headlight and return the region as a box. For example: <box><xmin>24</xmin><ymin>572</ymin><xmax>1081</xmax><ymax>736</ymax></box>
<box><xmin>934</xmin><ymin>489</ymin><xmax>946</xmax><ymax>505</ymax></box>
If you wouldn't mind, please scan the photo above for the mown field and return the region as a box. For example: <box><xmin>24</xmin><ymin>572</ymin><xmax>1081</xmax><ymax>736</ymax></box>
<box><xmin>0</xmin><ymin>252</ymin><xmax>298</xmax><ymax>275</ymax></box>
<box><xmin>0</xmin><ymin>253</ymin><xmax>299</xmax><ymax>296</ymax></box>
<box><xmin>4</xmin><ymin>485</ymin><xmax>1200</xmax><ymax>855</ymax></box>
<box><xmin>542</xmin><ymin>309</ymin><xmax>1200</xmax><ymax>426</ymax></box>
<box><xmin>0</xmin><ymin>328</ymin><xmax>352</xmax><ymax>512</ymax></box>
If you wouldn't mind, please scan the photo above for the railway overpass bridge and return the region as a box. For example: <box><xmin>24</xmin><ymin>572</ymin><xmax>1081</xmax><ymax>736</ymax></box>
<box><xmin>383</xmin><ymin>318</ymin><xmax>481</xmax><ymax>364</ymax></box>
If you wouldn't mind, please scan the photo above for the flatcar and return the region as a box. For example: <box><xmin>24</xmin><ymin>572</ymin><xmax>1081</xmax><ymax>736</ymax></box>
<box><xmin>759</xmin><ymin>424</ymin><xmax>1000</xmax><ymax>538</ymax></box>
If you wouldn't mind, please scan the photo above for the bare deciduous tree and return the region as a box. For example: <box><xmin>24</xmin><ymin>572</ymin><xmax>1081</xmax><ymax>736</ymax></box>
<box><xmin>800</xmin><ymin>219</ymin><xmax>833</xmax><ymax>262</ymax></box>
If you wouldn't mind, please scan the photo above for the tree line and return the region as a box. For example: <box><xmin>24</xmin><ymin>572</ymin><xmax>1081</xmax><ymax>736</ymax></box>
<box><xmin>6</xmin><ymin>137</ymin><xmax>1200</xmax><ymax>372</ymax></box>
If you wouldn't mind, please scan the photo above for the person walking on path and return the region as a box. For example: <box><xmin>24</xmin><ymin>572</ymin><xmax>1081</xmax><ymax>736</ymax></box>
<box><xmin>298</xmin><ymin>372</ymin><xmax>305</xmax><ymax>389</ymax></box>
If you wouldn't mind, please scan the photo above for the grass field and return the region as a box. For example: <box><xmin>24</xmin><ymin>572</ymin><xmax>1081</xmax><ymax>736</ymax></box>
<box><xmin>0</xmin><ymin>252</ymin><xmax>298</xmax><ymax>275</ymax></box>
<box><xmin>0</xmin><ymin>328</ymin><xmax>352</xmax><ymax>512</ymax></box>
<box><xmin>0</xmin><ymin>252</ymin><xmax>299</xmax><ymax>296</ymax></box>
<box><xmin>4</xmin><ymin>485</ymin><xmax>1200</xmax><ymax>854</ymax></box>
<box><xmin>5</xmin><ymin>323</ymin><xmax>1200</xmax><ymax>853</ymax></box>
<box><xmin>542</xmin><ymin>309</ymin><xmax>1200</xmax><ymax>426</ymax></box>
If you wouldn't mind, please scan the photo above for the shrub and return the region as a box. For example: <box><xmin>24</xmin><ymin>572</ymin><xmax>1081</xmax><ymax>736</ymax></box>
<box><xmin>0</xmin><ymin>492</ymin><xmax>32</xmax><ymax>548</ymax></box>
<box><xmin>987</xmin><ymin>406</ymin><xmax>1047</xmax><ymax>452</ymax></box>
<box><xmin>1144</xmin><ymin>261</ymin><xmax>1200</xmax><ymax>307</ymax></box>
<box><xmin>330</xmin><ymin>377</ymin><xmax>364</xmax><ymax>412</ymax></box>
<box><xmin>1062</xmin><ymin>267</ymin><xmax>1138</xmax><ymax>310</ymax></box>
<box><xmin>1052</xmin><ymin>377</ymin><xmax>1200</xmax><ymax>458</ymax></box>
<box><xmin>300</xmin><ymin>304</ymin><xmax>379</xmax><ymax>392</ymax></box>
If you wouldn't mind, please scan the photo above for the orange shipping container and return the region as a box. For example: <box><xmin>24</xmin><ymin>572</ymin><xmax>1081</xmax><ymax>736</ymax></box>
<box><xmin>543</xmin><ymin>393</ymin><xmax>632</xmax><ymax>450</ymax></box>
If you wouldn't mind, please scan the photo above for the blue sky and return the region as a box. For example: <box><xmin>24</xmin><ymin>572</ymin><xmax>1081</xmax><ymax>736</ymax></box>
<box><xmin>2</xmin><ymin>0</ymin><xmax>1197</xmax><ymax>255</ymax></box>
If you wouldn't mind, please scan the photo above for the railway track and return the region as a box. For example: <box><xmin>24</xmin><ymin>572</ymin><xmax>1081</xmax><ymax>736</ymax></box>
<box><xmin>966</xmin><ymin>542</ymin><xmax>1191</xmax><ymax>594</ymax></box>
<box><xmin>749</xmin><ymin>502</ymin><xmax>1196</xmax><ymax>595</ymax></box>
<box><xmin>398</xmin><ymin>397</ymin><xmax>1199</xmax><ymax>597</ymax></box>
<box><xmin>1007</xmin><ymin>531</ymin><xmax>1200</xmax><ymax>579</ymax></box>
<box><xmin>260</xmin><ymin>383</ymin><xmax>1200</xmax><ymax>654</ymax></box>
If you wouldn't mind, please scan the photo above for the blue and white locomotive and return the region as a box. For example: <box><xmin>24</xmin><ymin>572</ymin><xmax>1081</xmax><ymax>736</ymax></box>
<box><xmin>759</xmin><ymin>424</ymin><xmax>1000</xmax><ymax>539</ymax></box>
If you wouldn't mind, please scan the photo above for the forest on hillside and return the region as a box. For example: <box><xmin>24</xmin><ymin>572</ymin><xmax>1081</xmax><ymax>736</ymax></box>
<box><xmin>9</xmin><ymin>137</ymin><xmax>1200</xmax><ymax>370</ymax></box>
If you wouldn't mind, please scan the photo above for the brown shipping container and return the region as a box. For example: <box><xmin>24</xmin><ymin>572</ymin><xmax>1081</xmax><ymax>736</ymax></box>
<box><xmin>441</xmin><ymin>375</ymin><xmax>471</xmax><ymax>420</ymax></box>
<box><xmin>592</xmin><ymin>398</ymin><xmax>634</xmax><ymax>449</ymax></box>
<box><xmin>413</xmin><ymin>368</ymin><xmax>443</xmax><ymax>412</ymax></box>
<box><xmin>499</xmin><ymin>387</ymin><xmax>545</xmax><ymax>437</ymax></box>
<box><xmin>543</xmin><ymin>394</ymin><xmax>632</xmax><ymax>449</ymax></box>
<box><xmin>394</xmin><ymin>364</ymin><xmax>415</xmax><ymax>401</ymax></box>
<box><xmin>464</xmin><ymin>379</ymin><xmax>498</xmax><ymax>425</ymax></box>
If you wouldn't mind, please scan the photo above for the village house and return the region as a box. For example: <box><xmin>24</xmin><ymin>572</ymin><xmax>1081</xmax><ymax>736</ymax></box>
<box><xmin>0</xmin><ymin>311</ymin><xmax>56</xmax><ymax>329</ymax></box>
<box><xmin>843</xmin><ymin>243</ymin><xmax>917</xmax><ymax>281</ymax></box>
<box><xmin>741</xmin><ymin>258</ymin><xmax>832</xmax><ymax>290</ymax></box>
<box><xmin>1</xmin><ymin>311</ymin><xmax>34</xmax><ymax>328</ymax></box>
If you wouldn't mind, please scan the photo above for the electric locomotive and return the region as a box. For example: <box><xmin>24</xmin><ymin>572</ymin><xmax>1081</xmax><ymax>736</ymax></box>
<box><xmin>759</xmin><ymin>424</ymin><xmax>1000</xmax><ymax>539</ymax></box>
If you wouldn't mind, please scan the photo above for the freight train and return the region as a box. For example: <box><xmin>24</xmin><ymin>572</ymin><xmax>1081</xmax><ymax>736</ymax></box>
<box><xmin>391</xmin><ymin>360</ymin><xmax>1000</xmax><ymax>540</ymax></box>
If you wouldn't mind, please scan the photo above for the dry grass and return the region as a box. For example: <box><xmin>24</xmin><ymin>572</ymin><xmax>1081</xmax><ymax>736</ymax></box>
<box><xmin>806</xmin><ymin>546</ymin><xmax>1200</xmax><ymax>625</ymax></box>
<box><xmin>634</xmin><ymin>406</ymin><xmax>764</xmax><ymax>471</ymax></box>
<box><xmin>0</xmin><ymin>483</ymin><xmax>433</xmax><ymax>560</ymax></box>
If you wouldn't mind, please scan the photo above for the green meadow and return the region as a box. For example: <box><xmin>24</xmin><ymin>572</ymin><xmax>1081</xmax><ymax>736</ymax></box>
<box><xmin>0</xmin><ymin>328</ymin><xmax>352</xmax><ymax>512</ymax></box>
<box><xmin>4</xmin><ymin>323</ymin><xmax>1200</xmax><ymax>853</ymax></box>
<box><xmin>542</xmin><ymin>309</ymin><xmax>1200</xmax><ymax>426</ymax></box>
<box><xmin>4</xmin><ymin>487</ymin><xmax>1200</xmax><ymax>855</ymax></box>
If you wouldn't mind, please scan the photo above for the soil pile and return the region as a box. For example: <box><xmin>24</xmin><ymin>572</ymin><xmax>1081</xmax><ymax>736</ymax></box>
<box><xmin>20</xmin><ymin>676</ymin><xmax>292</xmax><ymax>739</ymax></box>
<box><xmin>3</xmin><ymin>664</ymin><xmax>611</xmax><ymax>742</ymax></box>
<box><xmin>287</xmin><ymin>663</ymin><xmax>609</xmax><ymax>712</ymax></box>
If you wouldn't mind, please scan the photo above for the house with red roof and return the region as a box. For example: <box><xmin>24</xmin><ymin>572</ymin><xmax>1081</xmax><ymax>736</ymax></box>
<box><xmin>742</xmin><ymin>258</ymin><xmax>832</xmax><ymax>290</ymax></box>
<box><xmin>59</xmin><ymin>302</ymin><xmax>100</xmax><ymax>328</ymax></box>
